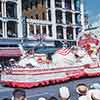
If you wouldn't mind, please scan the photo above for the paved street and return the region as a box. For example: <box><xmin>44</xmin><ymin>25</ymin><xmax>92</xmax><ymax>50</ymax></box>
<box><xmin>0</xmin><ymin>77</ymin><xmax>100</xmax><ymax>100</ymax></box>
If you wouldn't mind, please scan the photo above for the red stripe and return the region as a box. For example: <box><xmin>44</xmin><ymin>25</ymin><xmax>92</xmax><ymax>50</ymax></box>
<box><xmin>56</xmin><ymin>48</ymin><xmax>69</xmax><ymax>55</ymax></box>
<box><xmin>56</xmin><ymin>48</ymin><xmax>71</xmax><ymax>56</ymax></box>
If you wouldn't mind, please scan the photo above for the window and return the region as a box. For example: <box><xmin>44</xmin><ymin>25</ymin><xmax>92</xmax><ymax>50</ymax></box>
<box><xmin>66</xmin><ymin>27</ymin><xmax>73</xmax><ymax>40</ymax></box>
<box><xmin>48</xmin><ymin>25</ymin><xmax>52</xmax><ymax>37</ymax></box>
<box><xmin>56</xmin><ymin>26</ymin><xmax>63</xmax><ymax>39</ymax></box>
<box><xmin>42</xmin><ymin>12</ymin><xmax>46</xmax><ymax>20</ymax></box>
<box><xmin>74</xmin><ymin>0</ymin><xmax>80</xmax><ymax>11</ymax></box>
<box><xmin>35</xmin><ymin>14</ymin><xmax>39</xmax><ymax>19</ymax></box>
<box><xmin>48</xmin><ymin>10</ymin><xmax>51</xmax><ymax>21</ymax></box>
<box><xmin>55</xmin><ymin>0</ymin><xmax>62</xmax><ymax>8</ymax></box>
<box><xmin>75</xmin><ymin>14</ymin><xmax>81</xmax><ymax>25</ymax></box>
<box><xmin>29</xmin><ymin>24</ymin><xmax>34</xmax><ymax>36</ymax></box>
<box><xmin>65</xmin><ymin>0</ymin><xmax>71</xmax><ymax>9</ymax></box>
<box><xmin>47</xmin><ymin>0</ymin><xmax>50</xmax><ymax>8</ymax></box>
<box><xmin>6</xmin><ymin>2</ymin><xmax>17</xmax><ymax>18</ymax></box>
<box><xmin>65</xmin><ymin>12</ymin><xmax>72</xmax><ymax>24</ymax></box>
<box><xmin>22</xmin><ymin>0</ymin><xmax>47</xmax><ymax>20</ymax></box>
<box><xmin>76</xmin><ymin>28</ymin><xmax>81</xmax><ymax>38</ymax></box>
<box><xmin>56</xmin><ymin>10</ymin><xmax>63</xmax><ymax>24</ymax></box>
<box><xmin>36</xmin><ymin>25</ymin><xmax>40</xmax><ymax>34</ymax></box>
<box><xmin>42</xmin><ymin>26</ymin><xmax>46</xmax><ymax>34</ymax></box>
<box><xmin>7</xmin><ymin>21</ymin><xmax>18</xmax><ymax>38</ymax></box>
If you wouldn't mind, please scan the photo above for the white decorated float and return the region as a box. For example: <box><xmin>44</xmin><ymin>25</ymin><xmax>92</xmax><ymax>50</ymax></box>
<box><xmin>1</xmin><ymin>31</ymin><xmax>100</xmax><ymax>88</ymax></box>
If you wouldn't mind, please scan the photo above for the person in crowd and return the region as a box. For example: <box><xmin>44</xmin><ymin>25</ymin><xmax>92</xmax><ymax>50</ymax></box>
<box><xmin>87</xmin><ymin>89</ymin><xmax>100</xmax><ymax>100</ymax></box>
<box><xmin>9</xmin><ymin>58</ymin><xmax>17</xmax><ymax>67</ymax></box>
<box><xmin>78</xmin><ymin>95</ymin><xmax>87</xmax><ymax>100</ymax></box>
<box><xmin>90</xmin><ymin>83</ymin><xmax>100</xmax><ymax>89</ymax></box>
<box><xmin>11</xmin><ymin>89</ymin><xmax>27</xmax><ymax>100</ymax></box>
<box><xmin>0</xmin><ymin>64</ymin><xmax>2</xmax><ymax>71</ymax></box>
<box><xmin>79</xmin><ymin>89</ymin><xmax>100</xmax><ymax>100</ymax></box>
<box><xmin>76</xmin><ymin>83</ymin><xmax>88</xmax><ymax>96</ymax></box>
<box><xmin>59</xmin><ymin>86</ymin><xmax>70</xmax><ymax>100</ymax></box>
<box><xmin>48</xmin><ymin>96</ymin><xmax>58</xmax><ymax>100</ymax></box>
<box><xmin>38</xmin><ymin>97</ymin><xmax>47</xmax><ymax>100</ymax></box>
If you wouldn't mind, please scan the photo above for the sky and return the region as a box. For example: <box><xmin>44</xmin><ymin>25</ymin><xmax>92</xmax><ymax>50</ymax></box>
<box><xmin>84</xmin><ymin>0</ymin><xmax>100</xmax><ymax>24</ymax></box>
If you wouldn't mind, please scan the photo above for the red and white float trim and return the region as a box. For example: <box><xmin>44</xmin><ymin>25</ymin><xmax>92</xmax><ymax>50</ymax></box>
<box><xmin>1</xmin><ymin>63</ymin><xmax>100</xmax><ymax>88</ymax></box>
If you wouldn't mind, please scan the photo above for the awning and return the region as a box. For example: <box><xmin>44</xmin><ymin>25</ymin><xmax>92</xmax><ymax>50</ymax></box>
<box><xmin>0</xmin><ymin>47</ymin><xmax>22</xmax><ymax>57</ymax></box>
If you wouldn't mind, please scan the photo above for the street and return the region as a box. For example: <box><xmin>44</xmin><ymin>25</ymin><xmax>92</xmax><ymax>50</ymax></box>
<box><xmin>0</xmin><ymin>77</ymin><xmax>100</xmax><ymax>100</ymax></box>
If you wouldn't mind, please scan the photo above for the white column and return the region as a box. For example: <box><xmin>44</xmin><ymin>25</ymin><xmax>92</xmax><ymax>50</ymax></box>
<box><xmin>80</xmin><ymin>0</ymin><xmax>85</xmax><ymax>32</ymax></box>
<box><xmin>1</xmin><ymin>1</ymin><xmax>4</xmax><ymax>17</ymax></box>
<box><xmin>45</xmin><ymin>0</ymin><xmax>48</xmax><ymax>8</ymax></box>
<box><xmin>46</xmin><ymin>25</ymin><xmax>49</xmax><ymax>36</ymax></box>
<box><xmin>34</xmin><ymin>24</ymin><xmax>36</xmax><ymax>34</ymax></box>
<box><xmin>45</xmin><ymin>0</ymin><xmax>48</xmax><ymax>21</ymax></box>
<box><xmin>46</xmin><ymin>9</ymin><xmax>49</xmax><ymax>21</ymax></box>
<box><xmin>62</xmin><ymin>12</ymin><xmax>66</xmax><ymax>24</ymax></box>
<box><xmin>62</xmin><ymin>0</ymin><xmax>65</xmax><ymax>8</ymax></box>
<box><xmin>50</xmin><ymin>0</ymin><xmax>56</xmax><ymax>39</ymax></box>
<box><xmin>17</xmin><ymin>0</ymin><xmax>23</xmax><ymax>38</ymax></box>
<box><xmin>4</xmin><ymin>22</ymin><xmax>7</xmax><ymax>38</ymax></box>
<box><xmin>72</xmin><ymin>13</ymin><xmax>75</xmax><ymax>25</ymax></box>
<box><xmin>3</xmin><ymin>1</ymin><xmax>6</xmax><ymax>17</ymax></box>
<box><xmin>71</xmin><ymin>0</ymin><xmax>76</xmax><ymax>40</ymax></box>
<box><xmin>40</xmin><ymin>25</ymin><xmax>42</xmax><ymax>35</ymax></box>
<box><xmin>71</xmin><ymin>0</ymin><xmax>75</xmax><ymax>10</ymax></box>
<box><xmin>72</xmin><ymin>0</ymin><xmax>75</xmax><ymax>25</ymax></box>
<box><xmin>62</xmin><ymin>0</ymin><xmax>66</xmax><ymax>24</ymax></box>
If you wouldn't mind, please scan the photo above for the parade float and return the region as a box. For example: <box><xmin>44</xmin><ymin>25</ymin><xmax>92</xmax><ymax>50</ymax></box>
<box><xmin>0</xmin><ymin>31</ymin><xmax>100</xmax><ymax>88</ymax></box>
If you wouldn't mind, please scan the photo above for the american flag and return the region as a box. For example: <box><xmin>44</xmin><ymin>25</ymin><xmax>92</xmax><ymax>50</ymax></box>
<box><xmin>56</xmin><ymin>47</ymin><xmax>72</xmax><ymax>56</ymax></box>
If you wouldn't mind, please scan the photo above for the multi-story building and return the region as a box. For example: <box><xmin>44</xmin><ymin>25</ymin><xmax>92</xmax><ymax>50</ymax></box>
<box><xmin>0</xmin><ymin>0</ymin><xmax>85</xmax><ymax>48</ymax></box>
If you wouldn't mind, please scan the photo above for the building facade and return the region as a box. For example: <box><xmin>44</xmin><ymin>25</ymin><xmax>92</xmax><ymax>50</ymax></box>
<box><xmin>0</xmin><ymin>0</ymin><xmax>85</xmax><ymax>47</ymax></box>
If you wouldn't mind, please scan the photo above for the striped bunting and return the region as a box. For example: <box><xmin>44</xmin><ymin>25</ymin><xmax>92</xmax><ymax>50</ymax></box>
<box><xmin>56</xmin><ymin>48</ymin><xmax>72</xmax><ymax>56</ymax></box>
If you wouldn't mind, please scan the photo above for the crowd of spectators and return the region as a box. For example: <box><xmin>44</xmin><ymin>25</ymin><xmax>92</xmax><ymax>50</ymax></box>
<box><xmin>2</xmin><ymin>82</ymin><xmax>100</xmax><ymax>100</ymax></box>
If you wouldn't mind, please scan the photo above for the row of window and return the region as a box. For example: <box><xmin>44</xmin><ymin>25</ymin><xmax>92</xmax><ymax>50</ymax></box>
<box><xmin>22</xmin><ymin>0</ymin><xmax>81</xmax><ymax>22</ymax></box>
<box><xmin>55</xmin><ymin>0</ymin><xmax>80</xmax><ymax>10</ymax></box>
<box><xmin>23</xmin><ymin>8</ymin><xmax>81</xmax><ymax>26</ymax></box>
<box><xmin>0</xmin><ymin>19</ymin><xmax>80</xmax><ymax>40</ymax></box>
<box><xmin>29</xmin><ymin>24</ymin><xmax>52</xmax><ymax>37</ymax></box>
<box><xmin>22</xmin><ymin>0</ymin><xmax>80</xmax><ymax>10</ymax></box>
<box><xmin>56</xmin><ymin>10</ymin><xmax>81</xmax><ymax>25</ymax></box>
<box><xmin>28</xmin><ymin>24</ymin><xmax>80</xmax><ymax>40</ymax></box>
<box><xmin>0</xmin><ymin>1</ymin><xmax>81</xmax><ymax>24</ymax></box>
